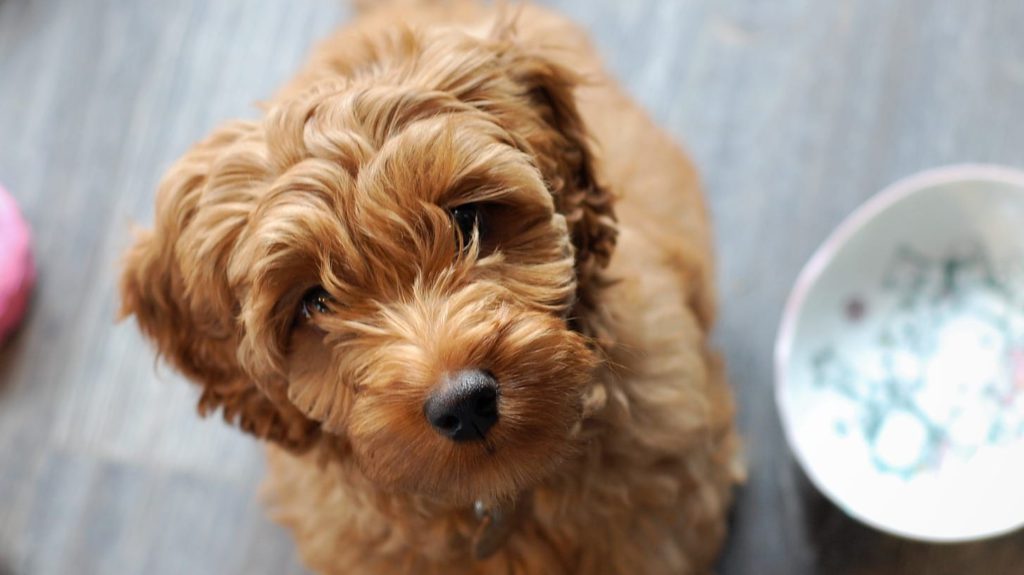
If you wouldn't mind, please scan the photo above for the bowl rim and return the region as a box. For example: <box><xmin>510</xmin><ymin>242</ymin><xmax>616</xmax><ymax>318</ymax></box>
<box><xmin>774</xmin><ymin>163</ymin><xmax>1024</xmax><ymax>542</ymax></box>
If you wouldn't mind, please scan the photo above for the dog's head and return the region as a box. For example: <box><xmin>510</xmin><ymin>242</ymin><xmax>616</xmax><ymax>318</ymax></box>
<box><xmin>120</xmin><ymin>26</ymin><xmax>616</xmax><ymax>503</ymax></box>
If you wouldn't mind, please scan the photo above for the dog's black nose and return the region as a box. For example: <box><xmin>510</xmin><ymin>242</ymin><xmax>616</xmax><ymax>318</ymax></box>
<box><xmin>424</xmin><ymin>370</ymin><xmax>499</xmax><ymax>442</ymax></box>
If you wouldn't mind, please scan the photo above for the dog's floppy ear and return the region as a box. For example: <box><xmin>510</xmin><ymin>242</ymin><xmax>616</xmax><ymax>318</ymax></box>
<box><xmin>120</xmin><ymin>121</ymin><xmax>320</xmax><ymax>451</ymax></box>
<box><xmin>497</xmin><ymin>41</ymin><xmax>618</xmax><ymax>338</ymax></box>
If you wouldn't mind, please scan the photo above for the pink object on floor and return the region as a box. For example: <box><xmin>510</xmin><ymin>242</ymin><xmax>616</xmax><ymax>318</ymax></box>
<box><xmin>0</xmin><ymin>183</ymin><xmax>34</xmax><ymax>344</ymax></box>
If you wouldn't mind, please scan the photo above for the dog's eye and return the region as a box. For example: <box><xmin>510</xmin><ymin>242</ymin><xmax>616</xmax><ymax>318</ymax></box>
<box><xmin>299</xmin><ymin>286</ymin><xmax>333</xmax><ymax>320</ymax></box>
<box><xmin>450</xmin><ymin>204</ymin><xmax>483</xmax><ymax>249</ymax></box>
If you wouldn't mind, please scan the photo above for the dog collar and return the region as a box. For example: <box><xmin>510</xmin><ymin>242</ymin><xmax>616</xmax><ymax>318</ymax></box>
<box><xmin>471</xmin><ymin>498</ymin><xmax>519</xmax><ymax>560</ymax></box>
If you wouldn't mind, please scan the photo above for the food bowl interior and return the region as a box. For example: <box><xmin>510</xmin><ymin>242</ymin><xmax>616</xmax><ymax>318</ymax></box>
<box><xmin>777</xmin><ymin>167</ymin><xmax>1024</xmax><ymax>542</ymax></box>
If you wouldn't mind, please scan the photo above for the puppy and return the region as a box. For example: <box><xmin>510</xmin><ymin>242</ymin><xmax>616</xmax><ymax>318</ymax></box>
<box><xmin>120</xmin><ymin>1</ymin><xmax>742</xmax><ymax>573</ymax></box>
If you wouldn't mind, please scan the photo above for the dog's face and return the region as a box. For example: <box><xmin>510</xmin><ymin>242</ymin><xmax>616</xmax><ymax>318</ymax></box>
<box><xmin>121</xmin><ymin>29</ymin><xmax>615</xmax><ymax>503</ymax></box>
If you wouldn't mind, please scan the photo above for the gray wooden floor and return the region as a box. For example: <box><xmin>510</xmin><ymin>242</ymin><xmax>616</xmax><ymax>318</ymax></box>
<box><xmin>2</xmin><ymin>0</ymin><xmax>1024</xmax><ymax>573</ymax></box>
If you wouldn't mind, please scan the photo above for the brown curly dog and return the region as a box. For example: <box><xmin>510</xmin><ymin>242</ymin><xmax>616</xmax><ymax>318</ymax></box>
<box><xmin>120</xmin><ymin>1</ymin><xmax>742</xmax><ymax>573</ymax></box>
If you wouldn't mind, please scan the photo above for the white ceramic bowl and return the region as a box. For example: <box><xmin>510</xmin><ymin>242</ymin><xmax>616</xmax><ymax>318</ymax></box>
<box><xmin>776</xmin><ymin>164</ymin><xmax>1024</xmax><ymax>542</ymax></box>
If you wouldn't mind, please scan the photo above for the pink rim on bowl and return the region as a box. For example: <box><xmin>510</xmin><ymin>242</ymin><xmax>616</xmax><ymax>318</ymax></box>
<box><xmin>774</xmin><ymin>163</ymin><xmax>1024</xmax><ymax>542</ymax></box>
<box><xmin>0</xmin><ymin>183</ymin><xmax>34</xmax><ymax>344</ymax></box>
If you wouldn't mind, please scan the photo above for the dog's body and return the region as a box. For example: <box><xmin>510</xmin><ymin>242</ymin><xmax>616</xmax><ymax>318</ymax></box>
<box><xmin>121</xmin><ymin>2</ymin><xmax>740</xmax><ymax>573</ymax></box>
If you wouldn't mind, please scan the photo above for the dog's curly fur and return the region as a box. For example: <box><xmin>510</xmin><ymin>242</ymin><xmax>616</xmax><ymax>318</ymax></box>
<box><xmin>120</xmin><ymin>1</ymin><xmax>742</xmax><ymax>573</ymax></box>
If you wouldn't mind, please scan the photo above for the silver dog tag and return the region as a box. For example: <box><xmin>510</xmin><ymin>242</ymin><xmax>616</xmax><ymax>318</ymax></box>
<box><xmin>472</xmin><ymin>499</ymin><xmax>516</xmax><ymax>560</ymax></box>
